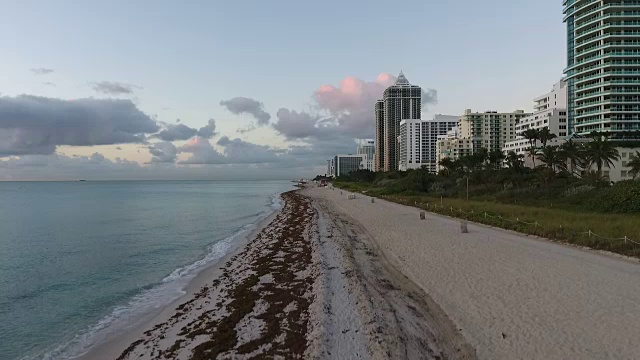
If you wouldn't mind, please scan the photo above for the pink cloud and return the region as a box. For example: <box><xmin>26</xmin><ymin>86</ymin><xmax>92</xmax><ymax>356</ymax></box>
<box><xmin>313</xmin><ymin>73</ymin><xmax>396</xmax><ymax>115</ymax></box>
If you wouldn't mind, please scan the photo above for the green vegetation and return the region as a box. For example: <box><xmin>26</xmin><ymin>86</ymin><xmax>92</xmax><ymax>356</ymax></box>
<box><xmin>334</xmin><ymin>131</ymin><xmax>640</xmax><ymax>258</ymax></box>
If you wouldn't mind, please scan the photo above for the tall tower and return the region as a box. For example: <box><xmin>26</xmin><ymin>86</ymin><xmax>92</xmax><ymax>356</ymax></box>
<box><xmin>382</xmin><ymin>71</ymin><xmax>422</xmax><ymax>171</ymax></box>
<box><xmin>564</xmin><ymin>0</ymin><xmax>640</xmax><ymax>136</ymax></box>
<box><xmin>374</xmin><ymin>100</ymin><xmax>385</xmax><ymax>171</ymax></box>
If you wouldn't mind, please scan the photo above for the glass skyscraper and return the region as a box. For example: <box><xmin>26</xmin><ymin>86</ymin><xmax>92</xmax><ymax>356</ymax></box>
<box><xmin>378</xmin><ymin>71</ymin><xmax>422</xmax><ymax>172</ymax></box>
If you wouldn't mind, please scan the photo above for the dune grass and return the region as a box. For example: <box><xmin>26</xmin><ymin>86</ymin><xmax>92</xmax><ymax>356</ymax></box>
<box><xmin>335</xmin><ymin>182</ymin><xmax>640</xmax><ymax>259</ymax></box>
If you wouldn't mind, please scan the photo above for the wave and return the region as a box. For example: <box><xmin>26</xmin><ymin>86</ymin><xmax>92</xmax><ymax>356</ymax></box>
<box><xmin>35</xmin><ymin>192</ymin><xmax>283</xmax><ymax>360</ymax></box>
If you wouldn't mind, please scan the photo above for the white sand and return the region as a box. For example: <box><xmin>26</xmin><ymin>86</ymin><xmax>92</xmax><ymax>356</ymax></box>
<box><xmin>303</xmin><ymin>187</ymin><xmax>640</xmax><ymax>360</ymax></box>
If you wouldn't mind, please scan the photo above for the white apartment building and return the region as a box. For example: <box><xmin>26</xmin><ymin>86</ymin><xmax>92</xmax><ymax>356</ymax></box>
<box><xmin>333</xmin><ymin>154</ymin><xmax>367</xmax><ymax>177</ymax></box>
<box><xmin>357</xmin><ymin>140</ymin><xmax>375</xmax><ymax>171</ymax></box>
<box><xmin>459</xmin><ymin>109</ymin><xmax>531</xmax><ymax>153</ymax></box>
<box><xmin>584</xmin><ymin>147</ymin><xmax>640</xmax><ymax>182</ymax></box>
<box><xmin>503</xmin><ymin>80</ymin><xmax>568</xmax><ymax>156</ymax></box>
<box><xmin>327</xmin><ymin>158</ymin><xmax>335</xmax><ymax>177</ymax></box>
<box><xmin>436</xmin><ymin>127</ymin><xmax>473</xmax><ymax>171</ymax></box>
<box><xmin>398</xmin><ymin>115</ymin><xmax>459</xmax><ymax>172</ymax></box>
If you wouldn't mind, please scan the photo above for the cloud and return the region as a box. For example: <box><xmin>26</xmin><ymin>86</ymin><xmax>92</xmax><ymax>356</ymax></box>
<box><xmin>148</xmin><ymin>141</ymin><xmax>177</xmax><ymax>163</ymax></box>
<box><xmin>273</xmin><ymin>109</ymin><xmax>321</xmax><ymax>139</ymax></box>
<box><xmin>92</xmin><ymin>81</ymin><xmax>140</xmax><ymax>95</ymax></box>
<box><xmin>0</xmin><ymin>152</ymin><xmax>320</xmax><ymax>181</ymax></box>
<box><xmin>236</xmin><ymin>124</ymin><xmax>256</xmax><ymax>134</ymax></box>
<box><xmin>178</xmin><ymin>137</ymin><xmax>227</xmax><ymax>165</ymax></box>
<box><xmin>197</xmin><ymin>118</ymin><xmax>217</xmax><ymax>138</ymax></box>
<box><xmin>43</xmin><ymin>82</ymin><xmax>56</xmax><ymax>87</ymax></box>
<box><xmin>0</xmin><ymin>152</ymin><xmax>142</xmax><ymax>180</ymax></box>
<box><xmin>220</xmin><ymin>97</ymin><xmax>271</xmax><ymax>125</ymax></box>
<box><xmin>216</xmin><ymin>136</ymin><xmax>280</xmax><ymax>164</ymax></box>
<box><xmin>0</xmin><ymin>95</ymin><xmax>159</xmax><ymax>156</ymax></box>
<box><xmin>154</xmin><ymin>123</ymin><xmax>198</xmax><ymax>141</ymax></box>
<box><xmin>422</xmin><ymin>89</ymin><xmax>438</xmax><ymax>105</ymax></box>
<box><xmin>31</xmin><ymin>68</ymin><xmax>54</xmax><ymax>75</ymax></box>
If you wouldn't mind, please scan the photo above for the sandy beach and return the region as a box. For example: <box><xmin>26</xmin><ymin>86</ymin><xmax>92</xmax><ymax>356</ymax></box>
<box><xmin>304</xmin><ymin>186</ymin><xmax>640</xmax><ymax>360</ymax></box>
<box><xmin>90</xmin><ymin>186</ymin><xmax>639</xmax><ymax>359</ymax></box>
<box><xmin>94</xmin><ymin>189</ymin><xmax>474</xmax><ymax>359</ymax></box>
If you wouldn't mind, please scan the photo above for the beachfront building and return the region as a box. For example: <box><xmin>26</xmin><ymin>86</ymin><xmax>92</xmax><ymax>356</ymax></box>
<box><xmin>398</xmin><ymin>115</ymin><xmax>459</xmax><ymax>172</ymax></box>
<box><xmin>503</xmin><ymin>80</ymin><xmax>568</xmax><ymax>156</ymax></box>
<box><xmin>459</xmin><ymin>109</ymin><xmax>531</xmax><ymax>153</ymax></box>
<box><xmin>333</xmin><ymin>154</ymin><xmax>367</xmax><ymax>177</ymax></box>
<box><xmin>563</xmin><ymin>0</ymin><xmax>640</xmax><ymax>136</ymax></box>
<box><xmin>577</xmin><ymin>144</ymin><xmax>640</xmax><ymax>182</ymax></box>
<box><xmin>435</xmin><ymin>127</ymin><xmax>473</xmax><ymax>171</ymax></box>
<box><xmin>327</xmin><ymin>158</ymin><xmax>335</xmax><ymax>177</ymax></box>
<box><xmin>376</xmin><ymin>71</ymin><xmax>422</xmax><ymax>172</ymax></box>
<box><xmin>374</xmin><ymin>100</ymin><xmax>385</xmax><ymax>171</ymax></box>
<box><xmin>357</xmin><ymin>140</ymin><xmax>375</xmax><ymax>171</ymax></box>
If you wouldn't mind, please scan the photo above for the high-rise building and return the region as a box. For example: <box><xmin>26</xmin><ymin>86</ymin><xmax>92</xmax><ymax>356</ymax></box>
<box><xmin>503</xmin><ymin>80</ymin><xmax>568</xmax><ymax>156</ymax></box>
<box><xmin>564</xmin><ymin>0</ymin><xmax>640</xmax><ymax>136</ymax></box>
<box><xmin>333</xmin><ymin>154</ymin><xmax>366</xmax><ymax>177</ymax></box>
<box><xmin>398</xmin><ymin>115</ymin><xmax>459</xmax><ymax>172</ymax></box>
<box><xmin>459</xmin><ymin>109</ymin><xmax>531</xmax><ymax>154</ymax></box>
<box><xmin>374</xmin><ymin>100</ymin><xmax>385</xmax><ymax>172</ymax></box>
<box><xmin>357</xmin><ymin>140</ymin><xmax>375</xmax><ymax>171</ymax></box>
<box><xmin>327</xmin><ymin>158</ymin><xmax>335</xmax><ymax>177</ymax></box>
<box><xmin>379</xmin><ymin>71</ymin><xmax>422</xmax><ymax>172</ymax></box>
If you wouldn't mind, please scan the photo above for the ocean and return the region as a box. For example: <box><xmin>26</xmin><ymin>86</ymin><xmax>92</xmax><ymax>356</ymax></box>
<box><xmin>0</xmin><ymin>180</ymin><xmax>293</xmax><ymax>360</ymax></box>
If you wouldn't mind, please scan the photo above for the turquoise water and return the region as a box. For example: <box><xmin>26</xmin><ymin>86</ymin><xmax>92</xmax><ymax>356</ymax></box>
<box><xmin>0</xmin><ymin>181</ymin><xmax>293</xmax><ymax>360</ymax></box>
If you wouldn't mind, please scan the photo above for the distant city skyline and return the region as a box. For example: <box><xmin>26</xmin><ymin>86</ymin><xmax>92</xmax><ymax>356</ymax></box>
<box><xmin>0</xmin><ymin>0</ymin><xmax>566</xmax><ymax>180</ymax></box>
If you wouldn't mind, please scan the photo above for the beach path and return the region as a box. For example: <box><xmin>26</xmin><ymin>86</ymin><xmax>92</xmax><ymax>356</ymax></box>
<box><xmin>302</xmin><ymin>187</ymin><xmax>640</xmax><ymax>360</ymax></box>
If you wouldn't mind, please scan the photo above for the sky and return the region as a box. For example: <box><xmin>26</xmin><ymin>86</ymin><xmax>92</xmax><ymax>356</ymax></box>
<box><xmin>0</xmin><ymin>0</ymin><xmax>567</xmax><ymax>180</ymax></box>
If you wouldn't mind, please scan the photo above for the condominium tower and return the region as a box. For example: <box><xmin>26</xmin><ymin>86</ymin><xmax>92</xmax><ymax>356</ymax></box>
<box><xmin>563</xmin><ymin>0</ymin><xmax>640</xmax><ymax>135</ymax></box>
<box><xmin>398</xmin><ymin>115</ymin><xmax>459</xmax><ymax>172</ymax></box>
<box><xmin>459</xmin><ymin>109</ymin><xmax>531</xmax><ymax>153</ymax></box>
<box><xmin>376</xmin><ymin>71</ymin><xmax>422</xmax><ymax>172</ymax></box>
<box><xmin>357</xmin><ymin>140</ymin><xmax>375</xmax><ymax>171</ymax></box>
<box><xmin>374</xmin><ymin>100</ymin><xmax>385</xmax><ymax>171</ymax></box>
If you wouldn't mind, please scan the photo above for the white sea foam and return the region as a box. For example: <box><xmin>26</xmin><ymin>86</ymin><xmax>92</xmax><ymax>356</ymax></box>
<box><xmin>37</xmin><ymin>192</ymin><xmax>284</xmax><ymax>360</ymax></box>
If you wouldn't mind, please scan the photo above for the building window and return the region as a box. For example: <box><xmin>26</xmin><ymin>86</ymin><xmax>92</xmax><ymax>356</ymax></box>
<box><xmin>622</xmin><ymin>170</ymin><xmax>628</xmax><ymax>177</ymax></box>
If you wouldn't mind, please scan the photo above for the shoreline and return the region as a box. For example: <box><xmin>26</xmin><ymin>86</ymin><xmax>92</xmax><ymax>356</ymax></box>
<box><xmin>76</xmin><ymin>198</ymin><xmax>283</xmax><ymax>360</ymax></box>
<box><xmin>85</xmin><ymin>188</ymin><xmax>477</xmax><ymax>360</ymax></box>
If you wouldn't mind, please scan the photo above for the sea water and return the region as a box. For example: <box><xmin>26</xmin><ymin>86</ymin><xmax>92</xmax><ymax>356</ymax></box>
<box><xmin>0</xmin><ymin>181</ymin><xmax>293</xmax><ymax>359</ymax></box>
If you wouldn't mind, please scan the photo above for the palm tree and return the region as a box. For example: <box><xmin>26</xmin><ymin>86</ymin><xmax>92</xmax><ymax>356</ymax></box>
<box><xmin>521</xmin><ymin>129</ymin><xmax>541</xmax><ymax>168</ymax></box>
<box><xmin>628</xmin><ymin>151</ymin><xmax>640</xmax><ymax>180</ymax></box>
<box><xmin>584</xmin><ymin>136</ymin><xmax>620</xmax><ymax>178</ymax></box>
<box><xmin>488</xmin><ymin>150</ymin><xmax>505</xmax><ymax>169</ymax></box>
<box><xmin>438</xmin><ymin>157</ymin><xmax>457</xmax><ymax>176</ymax></box>
<box><xmin>521</xmin><ymin>128</ymin><xmax>540</xmax><ymax>149</ymax></box>
<box><xmin>538</xmin><ymin>128</ymin><xmax>557</xmax><ymax>147</ymax></box>
<box><xmin>559</xmin><ymin>139</ymin><xmax>584</xmax><ymax>177</ymax></box>
<box><xmin>505</xmin><ymin>151</ymin><xmax>524</xmax><ymax>170</ymax></box>
<box><xmin>537</xmin><ymin>146</ymin><xmax>565</xmax><ymax>172</ymax></box>
<box><xmin>474</xmin><ymin>148</ymin><xmax>489</xmax><ymax>169</ymax></box>
<box><xmin>527</xmin><ymin>146</ymin><xmax>538</xmax><ymax>168</ymax></box>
